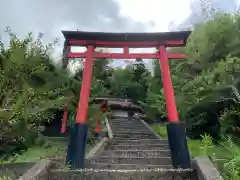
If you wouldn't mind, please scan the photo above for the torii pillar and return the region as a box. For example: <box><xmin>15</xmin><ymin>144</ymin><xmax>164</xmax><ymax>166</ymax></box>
<box><xmin>158</xmin><ymin>44</ymin><xmax>190</xmax><ymax>169</ymax></box>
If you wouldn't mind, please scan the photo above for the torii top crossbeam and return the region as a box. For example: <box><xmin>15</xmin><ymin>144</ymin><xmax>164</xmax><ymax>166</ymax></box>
<box><xmin>62</xmin><ymin>30</ymin><xmax>191</xmax><ymax>47</ymax></box>
<box><xmin>62</xmin><ymin>30</ymin><xmax>191</xmax><ymax>61</ymax></box>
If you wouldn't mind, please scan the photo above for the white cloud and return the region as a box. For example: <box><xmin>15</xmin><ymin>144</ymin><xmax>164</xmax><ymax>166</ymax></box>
<box><xmin>118</xmin><ymin>0</ymin><xmax>192</xmax><ymax>31</ymax></box>
<box><xmin>105</xmin><ymin>0</ymin><xmax>192</xmax><ymax>71</ymax></box>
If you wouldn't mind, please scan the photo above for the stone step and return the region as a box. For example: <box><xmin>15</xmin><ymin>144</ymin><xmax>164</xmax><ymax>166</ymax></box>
<box><xmin>108</xmin><ymin>143</ymin><xmax>169</xmax><ymax>148</ymax></box>
<box><xmin>110</xmin><ymin>120</ymin><xmax>143</xmax><ymax>123</ymax></box>
<box><xmin>90</xmin><ymin>156</ymin><xmax>172</xmax><ymax>165</ymax></box>
<box><xmin>110</xmin><ymin>121</ymin><xmax>143</xmax><ymax>124</ymax></box>
<box><xmin>112</xmin><ymin>131</ymin><xmax>153</xmax><ymax>134</ymax></box>
<box><xmin>110</xmin><ymin>143</ymin><xmax>169</xmax><ymax>148</ymax></box>
<box><xmin>51</xmin><ymin>159</ymin><xmax>172</xmax><ymax>169</ymax></box>
<box><xmin>111</xmin><ymin>127</ymin><xmax>149</xmax><ymax>130</ymax></box>
<box><xmin>50</xmin><ymin>169</ymin><xmax>193</xmax><ymax>180</ymax></box>
<box><xmin>113</xmin><ymin>137</ymin><xmax>159</xmax><ymax>141</ymax></box>
<box><xmin>111</xmin><ymin>128</ymin><xmax>150</xmax><ymax>132</ymax></box>
<box><xmin>111</xmin><ymin>116</ymin><xmax>130</xmax><ymax>119</ymax></box>
<box><xmin>107</xmin><ymin>144</ymin><xmax>169</xmax><ymax>150</ymax></box>
<box><xmin>85</xmin><ymin>162</ymin><xmax>173</xmax><ymax>169</ymax></box>
<box><xmin>110</xmin><ymin>119</ymin><xmax>141</xmax><ymax>121</ymax></box>
<box><xmin>111</xmin><ymin>129</ymin><xmax>150</xmax><ymax>132</ymax></box>
<box><xmin>112</xmin><ymin>130</ymin><xmax>153</xmax><ymax>134</ymax></box>
<box><xmin>110</xmin><ymin>121</ymin><xmax>143</xmax><ymax>125</ymax></box>
<box><xmin>111</xmin><ymin>124</ymin><xmax>140</xmax><ymax>126</ymax></box>
<box><xmin>111</xmin><ymin>128</ymin><xmax>147</xmax><ymax>131</ymax></box>
<box><xmin>111</xmin><ymin>117</ymin><xmax>141</xmax><ymax>119</ymax></box>
<box><xmin>114</xmin><ymin>132</ymin><xmax>154</xmax><ymax>136</ymax></box>
<box><xmin>111</xmin><ymin>139</ymin><xmax>169</xmax><ymax>145</ymax></box>
<box><xmin>113</xmin><ymin>134</ymin><xmax>157</xmax><ymax>139</ymax></box>
<box><xmin>100</xmin><ymin>149</ymin><xmax>171</xmax><ymax>157</ymax></box>
<box><xmin>110</xmin><ymin>124</ymin><xmax>146</xmax><ymax>128</ymax></box>
<box><xmin>112</xmin><ymin>138</ymin><xmax>161</xmax><ymax>141</ymax></box>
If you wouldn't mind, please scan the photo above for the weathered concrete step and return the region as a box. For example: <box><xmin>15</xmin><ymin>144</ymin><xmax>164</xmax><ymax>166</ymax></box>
<box><xmin>50</xmin><ymin>169</ymin><xmax>193</xmax><ymax>180</ymax></box>
<box><xmin>111</xmin><ymin>117</ymin><xmax>141</xmax><ymax>119</ymax></box>
<box><xmin>113</xmin><ymin>134</ymin><xmax>157</xmax><ymax>139</ymax></box>
<box><xmin>111</xmin><ymin>129</ymin><xmax>150</xmax><ymax>132</ymax></box>
<box><xmin>110</xmin><ymin>124</ymin><xmax>145</xmax><ymax>127</ymax></box>
<box><xmin>101</xmin><ymin>149</ymin><xmax>171</xmax><ymax>157</ymax></box>
<box><xmin>113</xmin><ymin>137</ymin><xmax>159</xmax><ymax>141</ymax></box>
<box><xmin>107</xmin><ymin>145</ymin><xmax>169</xmax><ymax>150</ymax></box>
<box><xmin>112</xmin><ymin>130</ymin><xmax>153</xmax><ymax>133</ymax></box>
<box><xmin>110</xmin><ymin>144</ymin><xmax>169</xmax><ymax>149</ymax></box>
<box><xmin>83</xmin><ymin>160</ymin><xmax>173</xmax><ymax>169</ymax></box>
<box><xmin>110</xmin><ymin>120</ymin><xmax>144</xmax><ymax>124</ymax></box>
<box><xmin>111</xmin><ymin>116</ymin><xmax>130</xmax><ymax>119</ymax></box>
<box><xmin>108</xmin><ymin>143</ymin><xmax>169</xmax><ymax>148</ymax></box>
<box><xmin>85</xmin><ymin>162</ymin><xmax>173</xmax><ymax>169</ymax></box>
<box><xmin>111</xmin><ymin>128</ymin><xmax>150</xmax><ymax>132</ymax></box>
<box><xmin>110</xmin><ymin>121</ymin><xmax>145</xmax><ymax>124</ymax></box>
<box><xmin>113</xmin><ymin>132</ymin><xmax>152</xmax><ymax>135</ymax></box>
<box><xmin>112</xmin><ymin>138</ymin><xmax>162</xmax><ymax>141</ymax></box>
<box><xmin>90</xmin><ymin>156</ymin><xmax>172</xmax><ymax>165</ymax></box>
<box><xmin>111</xmin><ymin>139</ymin><xmax>169</xmax><ymax>145</ymax></box>
<box><xmin>114</xmin><ymin>132</ymin><xmax>154</xmax><ymax>136</ymax></box>
<box><xmin>110</xmin><ymin>124</ymin><xmax>146</xmax><ymax>128</ymax></box>
<box><xmin>110</xmin><ymin>121</ymin><xmax>143</xmax><ymax>124</ymax></box>
<box><xmin>113</xmin><ymin>127</ymin><xmax>150</xmax><ymax>131</ymax></box>
<box><xmin>110</xmin><ymin>119</ymin><xmax>141</xmax><ymax>122</ymax></box>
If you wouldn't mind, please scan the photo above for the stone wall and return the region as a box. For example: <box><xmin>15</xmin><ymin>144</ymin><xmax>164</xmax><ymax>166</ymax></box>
<box><xmin>0</xmin><ymin>162</ymin><xmax>35</xmax><ymax>179</ymax></box>
<box><xmin>192</xmin><ymin>157</ymin><xmax>223</xmax><ymax>180</ymax></box>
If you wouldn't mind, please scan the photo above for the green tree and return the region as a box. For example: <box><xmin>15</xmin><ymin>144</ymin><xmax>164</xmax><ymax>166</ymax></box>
<box><xmin>0</xmin><ymin>30</ymin><xmax>72</xmax><ymax>155</ymax></box>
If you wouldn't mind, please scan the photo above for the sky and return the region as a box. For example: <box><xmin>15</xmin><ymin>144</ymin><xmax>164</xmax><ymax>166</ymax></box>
<box><xmin>0</xmin><ymin>0</ymin><xmax>239</xmax><ymax>71</ymax></box>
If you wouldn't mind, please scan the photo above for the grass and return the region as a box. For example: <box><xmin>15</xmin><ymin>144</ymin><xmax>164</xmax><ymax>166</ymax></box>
<box><xmin>151</xmin><ymin>124</ymin><xmax>240</xmax><ymax>179</ymax></box>
<box><xmin>151</xmin><ymin>124</ymin><xmax>230</xmax><ymax>158</ymax></box>
<box><xmin>151</xmin><ymin>124</ymin><xmax>168</xmax><ymax>138</ymax></box>
<box><xmin>4</xmin><ymin>136</ymin><xmax>97</xmax><ymax>163</ymax></box>
<box><xmin>6</xmin><ymin>137</ymin><xmax>68</xmax><ymax>163</ymax></box>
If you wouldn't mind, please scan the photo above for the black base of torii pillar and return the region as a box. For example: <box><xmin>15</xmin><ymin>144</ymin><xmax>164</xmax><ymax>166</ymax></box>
<box><xmin>66</xmin><ymin>124</ymin><xmax>88</xmax><ymax>169</ymax></box>
<box><xmin>167</xmin><ymin>123</ymin><xmax>191</xmax><ymax>168</ymax></box>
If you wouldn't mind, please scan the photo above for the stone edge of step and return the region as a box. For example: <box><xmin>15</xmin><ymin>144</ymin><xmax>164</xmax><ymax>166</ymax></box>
<box><xmin>101</xmin><ymin>149</ymin><xmax>170</xmax><ymax>152</ymax></box>
<box><xmin>50</xmin><ymin>168</ymin><xmax>193</xmax><ymax>173</ymax></box>
<box><xmin>93</xmin><ymin>156</ymin><xmax>172</xmax><ymax>159</ymax></box>
<box><xmin>109</xmin><ymin>144</ymin><xmax>169</xmax><ymax>146</ymax></box>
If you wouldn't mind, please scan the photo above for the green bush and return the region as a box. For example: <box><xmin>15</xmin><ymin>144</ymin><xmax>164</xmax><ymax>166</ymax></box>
<box><xmin>0</xmin><ymin>30</ymin><xmax>72</xmax><ymax>158</ymax></box>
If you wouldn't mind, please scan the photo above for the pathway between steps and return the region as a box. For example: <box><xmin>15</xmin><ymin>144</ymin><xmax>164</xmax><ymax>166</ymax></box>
<box><xmin>49</xmin><ymin>116</ymin><xmax>195</xmax><ymax>180</ymax></box>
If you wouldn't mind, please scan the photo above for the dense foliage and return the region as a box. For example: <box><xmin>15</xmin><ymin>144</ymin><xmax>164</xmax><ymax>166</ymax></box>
<box><xmin>1</xmin><ymin>8</ymin><xmax>240</xmax><ymax>179</ymax></box>
<box><xmin>109</xmin><ymin>58</ymin><xmax>150</xmax><ymax>104</ymax></box>
<box><xmin>1</xmin><ymin>11</ymin><xmax>240</xmax><ymax>151</ymax></box>
<box><xmin>146</xmin><ymin>12</ymin><xmax>240</xmax><ymax>139</ymax></box>
<box><xmin>0</xmin><ymin>31</ymin><xmax>72</xmax><ymax>157</ymax></box>
<box><xmin>0</xmin><ymin>30</ymin><xmax>112</xmax><ymax>158</ymax></box>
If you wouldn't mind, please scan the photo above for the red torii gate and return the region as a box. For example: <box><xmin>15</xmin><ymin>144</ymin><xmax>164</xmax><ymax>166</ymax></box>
<box><xmin>62</xmin><ymin>31</ymin><xmax>191</xmax><ymax>169</ymax></box>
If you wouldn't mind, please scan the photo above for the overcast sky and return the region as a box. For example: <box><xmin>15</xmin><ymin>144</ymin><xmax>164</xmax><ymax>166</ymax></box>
<box><xmin>0</xmin><ymin>0</ymin><xmax>239</xmax><ymax>70</ymax></box>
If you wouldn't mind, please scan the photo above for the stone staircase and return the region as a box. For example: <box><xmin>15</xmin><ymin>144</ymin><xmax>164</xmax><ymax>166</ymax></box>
<box><xmin>49</xmin><ymin>116</ymin><xmax>196</xmax><ymax>180</ymax></box>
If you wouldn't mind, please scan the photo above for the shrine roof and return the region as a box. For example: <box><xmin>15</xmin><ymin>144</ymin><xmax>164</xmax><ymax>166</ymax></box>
<box><xmin>62</xmin><ymin>30</ymin><xmax>191</xmax><ymax>45</ymax></box>
<box><xmin>91</xmin><ymin>97</ymin><xmax>144</xmax><ymax>112</ymax></box>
